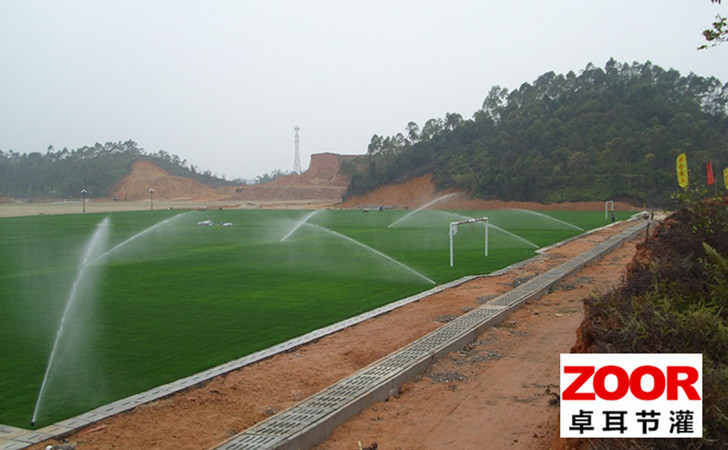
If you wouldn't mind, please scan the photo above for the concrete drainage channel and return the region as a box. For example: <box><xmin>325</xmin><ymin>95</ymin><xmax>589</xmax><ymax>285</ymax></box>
<box><xmin>0</xmin><ymin>219</ymin><xmax>647</xmax><ymax>450</ymax></box>
<box><xmin>216</xmin><ymin>220</ymin><xmax>649</xmax><ymax>450</ymax></box>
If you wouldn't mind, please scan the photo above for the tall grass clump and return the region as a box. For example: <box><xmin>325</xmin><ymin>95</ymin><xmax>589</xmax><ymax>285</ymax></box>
<box><xmin>575</xmin><ymin>192</ymin><xmax>728</xmax><ymax>449</ymax></box>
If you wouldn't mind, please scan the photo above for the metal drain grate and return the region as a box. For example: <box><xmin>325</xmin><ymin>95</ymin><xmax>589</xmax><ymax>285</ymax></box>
<box><xmin>216</xmin><ymin>433</ymin><xmax>282</xmax><ymax>450</ymax></box>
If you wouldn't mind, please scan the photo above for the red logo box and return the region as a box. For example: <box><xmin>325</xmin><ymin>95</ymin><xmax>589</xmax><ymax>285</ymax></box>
<box><xmin>560</xmin><ymin>353</ymin><xmax>702</xmax><ymax>438</ymax></box>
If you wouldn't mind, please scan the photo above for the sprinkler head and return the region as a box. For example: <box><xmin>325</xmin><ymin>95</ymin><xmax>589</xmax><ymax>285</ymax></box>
<box><xmin>30</xmin><ymin>420</ymin><xmax>35</xmax><ymax>427</ymax></box>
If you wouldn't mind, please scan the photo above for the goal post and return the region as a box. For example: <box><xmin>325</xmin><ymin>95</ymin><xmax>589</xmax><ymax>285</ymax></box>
<box><xmin>605</xmin><ymin>200</ymin><xmax>614</xmax><ymax>221</ymax></box>
<box><xmin>449</xmin><ymin>217</ymin><xmax>488</xmax><ymax>267</ymax></box>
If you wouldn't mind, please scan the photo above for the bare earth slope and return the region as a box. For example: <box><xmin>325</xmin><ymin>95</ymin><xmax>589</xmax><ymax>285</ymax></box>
<box><xmin>219</xmin><ymin>153</ymin><xmax>358</xmax><ymax>204</ymax></box>
<box><xmin>111</xmin><ymin>160</ymin><xmax>218</xmax><ymax>201</ymax></box>
<box><xmin>340</xmin><ymin>174</ymin><xmax>639</xmax><ymax>212</ymax></box>
<box><xmin>110</xmin><ymin>154</ymin><xmax>357</xmax><ymax>205</ymax></box>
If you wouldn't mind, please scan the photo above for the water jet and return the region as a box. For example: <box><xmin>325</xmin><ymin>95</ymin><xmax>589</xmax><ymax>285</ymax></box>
<box><xmin>307</xmin><ymin>223</ymin><xmax>436</xmax><ymax>285</ymax></box>
<box><xmin>31</xmin><ymin>217</ymin><xmax>110</xmax><ymax>426</ymax></box>
<box><xmin>387</xmin><ymin>193</ymin><xmax>458</xmax><ymax>228</ymax></box>
<box><xmin>88</xmin><ymin>213</ymin><xmax>186</xmax><ymax>266</ymax></box>
<box><xmin>508</xmin><ymin>209</ymin><xmax>584</xmax><ymax>231</ymax></box>
<box><xmin>281</xmin><ymin>210</ymin><xmax>320</xmax><ymax>241</ymax></box>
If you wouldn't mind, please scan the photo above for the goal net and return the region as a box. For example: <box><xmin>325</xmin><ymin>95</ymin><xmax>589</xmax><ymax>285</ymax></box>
<box><xmin>449</xmin><ymin>217</ymin><xmax>489</xmax><ymax>267</ymax></box>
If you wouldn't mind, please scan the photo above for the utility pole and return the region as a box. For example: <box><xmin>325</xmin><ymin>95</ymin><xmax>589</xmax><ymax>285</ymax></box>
<box><xmin>81</xmin><ymin>189</ymin><xmax>87</xmax><ymax>213</ymax></box>
<box><xmin>293</xmin><ymin>126</ymin><xmax>301</xmax><ymax>174</ymax></box>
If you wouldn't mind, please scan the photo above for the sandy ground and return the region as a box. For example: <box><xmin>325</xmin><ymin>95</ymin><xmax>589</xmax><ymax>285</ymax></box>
<box><xmin>28</xmin><ymin>218</ymin><xmax>643</xmax><ymax>450</ymax></box>
<box><xmin>0</xmin><ymin>199</ymin><xmax>338</xmax><ymax>217</ymax></box>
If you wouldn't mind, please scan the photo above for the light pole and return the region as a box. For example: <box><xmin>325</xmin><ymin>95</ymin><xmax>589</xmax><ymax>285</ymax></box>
<box><xmin>149</xmin><ymin>188</ymin><xmax>154</xmax><ymax>210</ymax></box>
<box><xmin>81</xmin><ymin>189</ymin><xmax>87</xmax><ymax>213</ymax></box>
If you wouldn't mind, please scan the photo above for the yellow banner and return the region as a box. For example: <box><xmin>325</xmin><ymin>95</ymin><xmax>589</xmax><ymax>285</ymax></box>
<box><xmin>676</xmin><ymin>153</ymin><xmax>688</xmax><ymax>188</ymax></box>
<box><xmin>724</xmin><ymin>167</ymin><xmax>728</xmax><ymax>190</ymax></box>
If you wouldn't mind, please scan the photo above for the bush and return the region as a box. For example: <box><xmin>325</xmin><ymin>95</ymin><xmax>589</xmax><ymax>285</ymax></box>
<box><xmin>577</xmin><ymin>195</ymin><xmax>728</xmax><ymax>448</ymax></box>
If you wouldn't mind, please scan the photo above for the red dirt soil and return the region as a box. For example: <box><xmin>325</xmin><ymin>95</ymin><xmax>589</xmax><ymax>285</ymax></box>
<box><xmin>340</xmin><ymin>174</ymin><xmax>640</xmax><ymax>212</ymax></box>
<box><xmin>110</xmin><ymin>154</ymin><xmax>356</xmax><ymax>204</ymax></box>
<box><xmin>111</xmin><ymin>160</ymin><xmax>219</xmax><ymax>201</ymax></box>
<box><xmin>108</xmin><ymin>156</ymin><xmax>641</xmax><ymax>212</ymax></box>
<box><xmin>32</xmin><ymin>220</ymin><xmax>644</xmax><ymax>450</ymax></box>
<box><xmin>219</xmin><ymin>153</ymin><xmax>358</xmax><ymax>204</ymax></box>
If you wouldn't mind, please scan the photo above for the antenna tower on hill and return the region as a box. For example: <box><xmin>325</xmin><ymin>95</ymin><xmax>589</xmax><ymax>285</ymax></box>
<box><xmin>293</xmin><ymin>126</ymin><xmax>301</xmax><ymax>174</ymax></box>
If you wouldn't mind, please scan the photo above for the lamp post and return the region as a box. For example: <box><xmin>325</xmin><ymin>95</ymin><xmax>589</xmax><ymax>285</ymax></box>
<box><xmin>149</xmin><ymin>188</ymin><xmax>154</xmax><ymax>210</ymax></box>
<box><xmin>81</xmin><ymin>189</ymin><xmax>87</xmax><ymax>213</ymax></box>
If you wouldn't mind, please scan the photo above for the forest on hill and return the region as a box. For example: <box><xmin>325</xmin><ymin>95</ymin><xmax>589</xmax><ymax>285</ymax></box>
<box><xmin>345</xmin><ymin>59</ymin><xmax>728</xmax><ymax>207</ymax></box>
<box><xmin>0</xmin><ymin>140</ymin><xmax>234</xmax><ymax>199</ymax></box>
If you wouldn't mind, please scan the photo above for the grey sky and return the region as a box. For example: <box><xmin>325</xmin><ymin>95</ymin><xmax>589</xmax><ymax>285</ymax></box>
<box><xmin>1</xmin><ymin>1</ymin><xmax>726</xmax><ymax>180</ymax></box>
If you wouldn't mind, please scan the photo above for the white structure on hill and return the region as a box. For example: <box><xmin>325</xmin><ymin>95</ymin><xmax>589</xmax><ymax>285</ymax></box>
<box><xmin>293</xmin><ymin>126</ymin><xmax>301</xmax><ymax>174</ymax></box>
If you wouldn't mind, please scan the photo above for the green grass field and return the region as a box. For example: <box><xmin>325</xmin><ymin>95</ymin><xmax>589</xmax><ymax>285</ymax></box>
<box><xmin>0</xmin><ymin>208</ymin><xmax>630</xmax><ymax>427</ymax></box>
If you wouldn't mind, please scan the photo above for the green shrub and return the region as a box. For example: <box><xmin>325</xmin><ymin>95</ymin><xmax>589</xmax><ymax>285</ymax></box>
<box><xmin>579</xmin><ymin>196</ymin><xmax>728</xmax><ymax>448</ymax></box>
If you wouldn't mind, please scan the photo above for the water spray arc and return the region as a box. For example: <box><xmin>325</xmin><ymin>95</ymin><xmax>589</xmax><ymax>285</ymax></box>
<box><xmin>86</xmin><ymin>213</ymin><xmax>186</xmax><ymax>267</ymax></box>
<box><xmin>31</xmin><ymin>213</ymin><xmax>185</xmax><ymax>427</ymax></box>
<box><xmin>488</xmin><ymin>223</ymin><xmax>540</xmax><ymax>249</ymax></box>
<box><xmin>280</xmin><ymin>210</ymin><xmax>320</xmax><ymax>242</ymax></box>
<box><xmin>31</xmin><ymin>217</ymin><xmax>111</xmax><ymax>426</ymax></box>
<box><xmin>509</xmin><ymin>209</ymin><xmax>584</xmax><ymax>231</ymax></box>
<box><xmin>435</xmin><ymin>210</ymin><xmax>540</xmax><ymax>249</ymax></box>
<box><xmin>306</xmin><ymin>223</ymin><xmax>436</xmax><ymax>285</ymax></box>
<box><xmin>387</xmin><ymin>193</ymin><xmax>459</xmax><ymax>228</ymax></box>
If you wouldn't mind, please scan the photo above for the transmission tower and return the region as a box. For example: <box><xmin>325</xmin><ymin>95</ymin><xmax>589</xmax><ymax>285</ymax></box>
<box><xmin>293</xmin><ymin>126</ymin><xmax>301</xmax><ymax>174</ymax></box>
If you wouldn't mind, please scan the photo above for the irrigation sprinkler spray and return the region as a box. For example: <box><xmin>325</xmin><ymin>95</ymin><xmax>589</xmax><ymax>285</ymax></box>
<box><xmin>307</xmin><ymin>223</ymin><xmax>436</xmax><ymax>285</ymax></box>
<box><xmin>281</xmin><ymin>210</ymin><xmax>320</xmax><ymax>241</ymax></box>
<box><xmin>32</xmin><ymin>217</ymin><xmax>110</xmax><ymax>426</ymax></box>
<box><xmin>31</xmin><ymin>213</ymin><xmax>184</xmax><ymax>426</ymax></box>
<box><xmin>509</xmin><ymin>209</ymin><xmax>584</xmax><ymax>231</ymax></box>
<box><xmin>387</xmin><ymin>193</ymin><xmax>458</xmax><ymax>228</ymax></box>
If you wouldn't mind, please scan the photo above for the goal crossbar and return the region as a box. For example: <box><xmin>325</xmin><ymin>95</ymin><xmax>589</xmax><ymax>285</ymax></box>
<box><xmin>449</xmin><ymin>217</ymin><xmax>488</xmax><ymax>267</ymax></box>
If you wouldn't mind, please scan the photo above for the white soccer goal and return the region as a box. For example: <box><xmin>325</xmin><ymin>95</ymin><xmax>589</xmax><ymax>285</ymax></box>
<box><xmin>605</xmin><ymin>200</ymin><xmax>614</xmax><ymax>220</ymax></box>
<box><xmin>449</xmin><ymin>217</ymin><xmax>489</xmax><ymax>267</ymax></box>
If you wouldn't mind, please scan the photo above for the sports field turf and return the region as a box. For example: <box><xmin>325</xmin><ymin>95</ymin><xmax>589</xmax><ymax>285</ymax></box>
<box><xmin>0</xmin><ymin>208</ymin><xmax>630</xmax><ymax>427</ymax></box>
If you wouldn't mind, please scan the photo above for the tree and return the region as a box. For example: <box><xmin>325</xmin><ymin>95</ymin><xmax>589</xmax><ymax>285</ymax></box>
<box><xmin>0</xmin><ymin>142</ymin><xmax>232</xmax><ymax>198</ymax></box>
<box><xmin>405</xmin><ymin>121</ymin><xmax>420</xmax><ymax>143</ymax></box>
<box><xmin>444</xmin><ymin>112</ymin><xmax>463</xmax><ymax>130</ymax></box>
<box><xmin>254</xmin><ymin>169</ymin><xmax>292</xmax><ymax>184</ymax></box>
<box><xmin>421</xmin><ymin>118</ymin><xmax>444</xmax><ymax>140</ymax></box>
<box><xmin>480</xmin><ymin>85</ymin><xmax>509</xmax><ymax>124</ymax></box>
<box><xmin>699</xmin><ymin>0</ymin><xmax>727</xmax><ymax>49</ymax></box>
<box><xmin>367</xmin><ymin>134</ymin><xmax>382</xmax><ymax>155</ymax></box>
<box><xmin>344</xmin><ymin>59</ymin><xmax>728</xmax><ymax>207</ymax></box>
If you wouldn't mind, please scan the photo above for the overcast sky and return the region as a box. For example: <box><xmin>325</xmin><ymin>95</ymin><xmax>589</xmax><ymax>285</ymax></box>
<box><xmin>1</xmin><ymin>1</ymin><xmax>727</xmax><ymax>180</ymax></box>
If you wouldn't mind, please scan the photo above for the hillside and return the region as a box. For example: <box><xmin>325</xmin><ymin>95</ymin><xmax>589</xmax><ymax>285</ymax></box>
<box><xmin>111</xmin><ymin>160</ymin><xmax>218</xmax><ymax>201</ymax></box>
<box><xmin>0</xmin><ymin>140</ymin><xmax>232</xmax><ymax>200</ymax></box>
<box><xmin>219</xmin><ymin>153</ymin><xmax>358</xmax><ymax>204</ymax></box>
<box><xmin>5</xmin><ymin>61</ymin><xmax>726</xmax><ymax>208</ymax></box>
<box><xmin>340</xmin><ymin>174</ymin><xmax>639</xmax><ymax>211</ymax></box>
<box><xmin>104</xmin><ymin>153</ymin><xmax>359</xmax><ymax>204</ymax></box>
<box><xmin>0</xmin><ymin>139</ymin><xmax>364</xmax><ymax>205</ymax></box>
<box><xmin>346</xmin><ymin>60</ymin><xmax>728</xmax><ymax>207</ymax></box>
